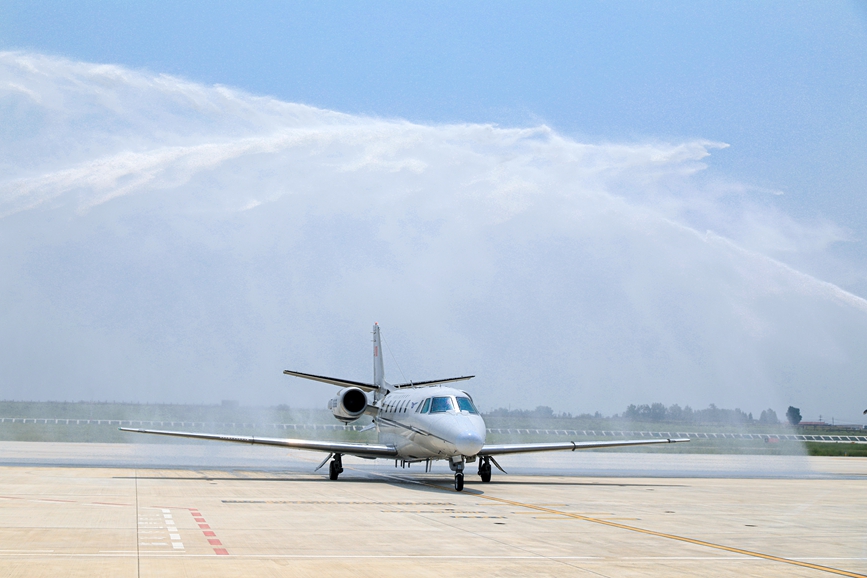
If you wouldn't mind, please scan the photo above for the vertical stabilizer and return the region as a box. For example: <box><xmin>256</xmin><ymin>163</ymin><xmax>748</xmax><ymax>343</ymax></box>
<box><xmin>372</xmin><ymin>323</ymin><xmax>385</xmax><ymax>389</ymax></box>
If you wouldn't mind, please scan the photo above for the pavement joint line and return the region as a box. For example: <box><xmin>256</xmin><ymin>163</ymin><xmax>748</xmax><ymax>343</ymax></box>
<box><xmin>360</xmin><ymin>469</ymin><xmax>866</xmax><ymax>578</ymax></box>
<box><xmin>3</xmin><ymin>552</ymin><xmax>867</xmax><ymax>561</ymax></box>
<box><xmin>134</xmin><ymin>469</ymin><xmax>140</xmax><ymax>578</ymax></box>
<box><xmin>353</xmin><ymin>468</ymin><xmax>592</xmax><ymax>572</ymax></box>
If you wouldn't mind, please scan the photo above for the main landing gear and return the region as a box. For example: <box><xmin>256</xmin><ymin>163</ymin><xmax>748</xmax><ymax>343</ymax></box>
<box><xmin>478</xmin><ymin>456</ymin><xmax>492</xmax><ymax>483</ymax></box>
<box><xmin>329</xmin><ymin>454</ymin><xmax>344</xmax><ymax>480</ymax></box>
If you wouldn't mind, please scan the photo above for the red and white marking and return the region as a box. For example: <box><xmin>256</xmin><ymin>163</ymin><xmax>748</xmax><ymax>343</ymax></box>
<box><xmin>189</xmin><ymin>509</ymin><xmax>228</xmax><ymax>555</ymax></box>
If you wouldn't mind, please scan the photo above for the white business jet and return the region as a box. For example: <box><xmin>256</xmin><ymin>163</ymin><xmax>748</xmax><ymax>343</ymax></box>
<box><xmin>121</xmin><ymin>324</ymin><xmax>688</xmax><ymax>491</ymax></box>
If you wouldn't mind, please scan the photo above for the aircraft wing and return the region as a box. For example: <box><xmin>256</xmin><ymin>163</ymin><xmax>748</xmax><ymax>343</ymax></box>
<box><xmin>282</xmin><ymin>370</ymin><xmax>377</xmax><ymax>392</ymax></box>
<box><xmin>118</xmin><ymin>427</ymin><xmax>398</xmax><ymax>458</ymax></box>
<box><xmin>480</xmin><ymin>437</ymin><xmax>689</xmax><ymax>455</ymax></box>
<box><xmin>391</xmin><ymin>375</ymin><xmax>475</xmax><ymax>389</ymax></box>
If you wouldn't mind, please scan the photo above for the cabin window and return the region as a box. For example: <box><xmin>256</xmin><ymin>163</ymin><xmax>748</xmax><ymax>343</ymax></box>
<box><xmin>420</xmin><ymin>398</ymin><xmax>431</xmax><ymax>413</ymax></box>
<box><xmin>456</xmin><ymin>397</ymin><xmax>478</xmax><ymax>414</ymax></box>
<box><xmin>429</xmin><ymin>396</ymin><xmax>454</xmax><ymax>413</ymax></box>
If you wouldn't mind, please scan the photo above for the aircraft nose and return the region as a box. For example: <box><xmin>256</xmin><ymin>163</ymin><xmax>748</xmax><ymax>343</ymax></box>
<box><xmin>454</xmin><ymin>429</ymin><xmax>484</xmax><ymax>456</ymax></box>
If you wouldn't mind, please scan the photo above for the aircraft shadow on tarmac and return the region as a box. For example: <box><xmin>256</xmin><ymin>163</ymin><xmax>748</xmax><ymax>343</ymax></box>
<box><xmin>114</xmin><ymin>474</ymin><xmax>687</xmax><ymax>490</ymax></box>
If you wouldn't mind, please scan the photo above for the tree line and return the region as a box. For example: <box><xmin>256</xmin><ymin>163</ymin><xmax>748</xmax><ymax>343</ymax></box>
<box><xmin>622</xmin><ymin>403</ymin><xmax>781</xmax><ymax>425</ymax></box>
<box><xmin>485</xmin><ymin>403</ymin><xmax>786</xmax><ymax>425</ymax></box>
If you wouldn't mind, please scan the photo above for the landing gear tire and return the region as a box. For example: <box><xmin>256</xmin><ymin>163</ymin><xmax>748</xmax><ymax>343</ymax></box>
<box><xmin>454</xmin><ymin>473</ymin><xmax>464</xmax><ymax>492</ymax></box>
<box><xmin>329</xmin><ymin>454</ymin><xmax>343</xmax><ymax>481</ymax></box>
<box><xmin>479</xmin><ymin>457</ymin><xmax>492</xmax><ymax>483</ymax></box>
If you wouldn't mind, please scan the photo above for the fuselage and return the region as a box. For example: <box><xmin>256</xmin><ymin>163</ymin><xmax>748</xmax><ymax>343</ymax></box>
<box><xmin>374</xmin><ymin>386</ymin><xmax>486</xmax><ymax>460</ymax></box>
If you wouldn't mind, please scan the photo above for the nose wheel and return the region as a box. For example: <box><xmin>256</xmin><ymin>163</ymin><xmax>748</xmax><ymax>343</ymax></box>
<box><xmin>329</xmin><ymin>454</ymin><xmax>344</xmax><ymax>480</ymax></box>
<box><xmin>454</xmin><ymin>473</ymin><xmax>464</xmax><ymax>491</ymax></box>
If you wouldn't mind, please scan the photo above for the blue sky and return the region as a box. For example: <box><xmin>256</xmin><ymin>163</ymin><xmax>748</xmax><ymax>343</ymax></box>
<box><xmin>2</xmin><ymin>1</ymin><xmax>865</xmax><ymax>243</ymax></box>
<box><xmin>1</xmin><ymin>2</ymin><xmax>867</xmax><ymax>418</ymax></box>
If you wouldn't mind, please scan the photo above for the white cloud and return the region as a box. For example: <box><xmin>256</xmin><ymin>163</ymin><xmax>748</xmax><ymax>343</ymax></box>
<box><xmin>1</xmin><ymin>51</ymin><xmax>866</xmax><ymax>422</ymax></box>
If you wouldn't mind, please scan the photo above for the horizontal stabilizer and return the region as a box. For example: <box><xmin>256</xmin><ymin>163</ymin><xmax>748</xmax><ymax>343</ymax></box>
<box><xmin>283</xmin><ymin>370</ymin><xmax>378</xmax><ymax>392</ymax></box>
<box><xmin>392</xmin><ymin>375</ymin><xmax>475</xmax><ymax>389</ymax></box>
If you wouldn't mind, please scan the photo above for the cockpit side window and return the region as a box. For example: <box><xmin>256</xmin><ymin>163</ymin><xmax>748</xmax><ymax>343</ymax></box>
<box><xmin>456</xmin><ymin>397</ymin><xmax>478</xmax><ymax>414</ymax></box>
<box><xmin>420</xmin><ymin>398</ymin><xmax>431</xmax><ymax>413</ymax></box>
<box><xmin>429</xmin><ymin>396</ymin><xmax>454</xmax><ymax>413</ymax></box>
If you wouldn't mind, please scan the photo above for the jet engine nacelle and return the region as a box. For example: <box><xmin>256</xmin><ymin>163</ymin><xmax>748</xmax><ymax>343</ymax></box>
<box><xmin>328</xmin><ymin>387</ymin><xmax>368</xmax><ymax>423</ymax></box>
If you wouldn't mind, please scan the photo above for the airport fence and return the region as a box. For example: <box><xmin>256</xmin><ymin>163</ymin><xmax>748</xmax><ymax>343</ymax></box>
<box><xmin>1</xmin><ymin>417</ymin><xmax>865</xmax><ymax>443</ymax></box>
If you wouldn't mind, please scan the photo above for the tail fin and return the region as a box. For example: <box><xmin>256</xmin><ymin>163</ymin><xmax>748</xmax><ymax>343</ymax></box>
<box><xmin>373</xmin><ymin>323</ymin><xmax>385</xmax><ymax>389</ymax></box>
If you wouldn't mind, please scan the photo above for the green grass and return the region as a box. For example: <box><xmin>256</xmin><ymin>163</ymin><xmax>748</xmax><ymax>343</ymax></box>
<box><xmin>803</xmin><ymin>442</ymin><xmax>867</xmax><ymax>457</ymax></box>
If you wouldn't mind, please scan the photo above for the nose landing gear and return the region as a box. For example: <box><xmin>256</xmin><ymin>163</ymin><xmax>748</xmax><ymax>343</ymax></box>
<box><xmin>454</xmin><ymin>473</ymin><xmax>464</xmax><ymax>491</ymax></box>
<box><xmin>328</xmin><ymin>454</ymin><xmax>344</xmax><ymax>480</ymax></box>
<box><xmin>449</xmin><ymin>455</ymin><xmax>466</xmax><ymax>492</ymax></box>
<box><xmin>478</xmin><ymin>456</ymin><xmax>492</xmax><ymax>483</ymax></box>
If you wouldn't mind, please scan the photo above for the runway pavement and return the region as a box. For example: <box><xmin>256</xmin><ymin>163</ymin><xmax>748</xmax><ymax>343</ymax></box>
<box><xmin>1</xmin><ymin>442</ymin><xmax>866</xmax><ymax>577</ymax></box>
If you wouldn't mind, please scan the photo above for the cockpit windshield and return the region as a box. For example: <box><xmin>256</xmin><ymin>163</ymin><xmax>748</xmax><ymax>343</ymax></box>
<box><xmin>456</xmin><ymin>397</ymin><xmax>478</xmax><ymax>414</ymax></box>
<box><xmin>429</xmin><ymin>396</ymin><xmax>454</xmax><ymax>413</ymax></box>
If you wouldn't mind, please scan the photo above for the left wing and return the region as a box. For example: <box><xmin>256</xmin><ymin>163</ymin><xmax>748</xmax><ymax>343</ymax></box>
<box><xmin>118</xmin><ymin>427</ymin><xmax>398</xmax><ymax>458</ymax></box>
<box><xmin>480</xmin><ymin>437</ymin><xmax>689</xmax><ymax>456</ymax></box>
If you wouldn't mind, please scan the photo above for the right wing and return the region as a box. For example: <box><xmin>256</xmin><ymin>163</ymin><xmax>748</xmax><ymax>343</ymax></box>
<box><xmin>481</xmin><ymin>437</ymin><xmax>689</xmax><ymax>456</ymax></box>
<box><xmin>118</xmin><ymin>427</ymin><xmax>397</xmax><ymax>458</ymax></box>
<box><xmin>283</xmin><ymin>370</ymin><xmax>377</xmax><ymax>392</ymax></box>
<box><xmin>392</xmin><ymin>375</ymin><xmax>475</xmax><ymax>389</ymax></box>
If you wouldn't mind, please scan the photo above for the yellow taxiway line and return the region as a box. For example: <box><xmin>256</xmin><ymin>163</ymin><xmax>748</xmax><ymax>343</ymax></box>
<box><xmin>476</xmin><ymin>492</ymin><xmax>866</xmax><ymax>577</ymax></box>
<box><xmin>375</xmin><ymin>470</ymin><xmax>866</xmax><ymax>578</ymax></box>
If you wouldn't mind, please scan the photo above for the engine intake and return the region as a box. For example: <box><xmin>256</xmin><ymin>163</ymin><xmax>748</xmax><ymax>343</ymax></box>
<box><xmin>328</xmin><ymin>387</ymin><xmax>368</xmax><ymax>423</ymax></box>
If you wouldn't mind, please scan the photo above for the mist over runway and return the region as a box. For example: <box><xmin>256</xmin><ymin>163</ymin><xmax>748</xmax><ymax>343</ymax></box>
<box><xmin>1</xmin><ymin>52</ymin><xmax>867</xmax><ymax>421</ymax></box>
<box><xmin>0</xmin><ymin>441</ymin><xmax>854</xmax><ymax>480</ymax></box>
